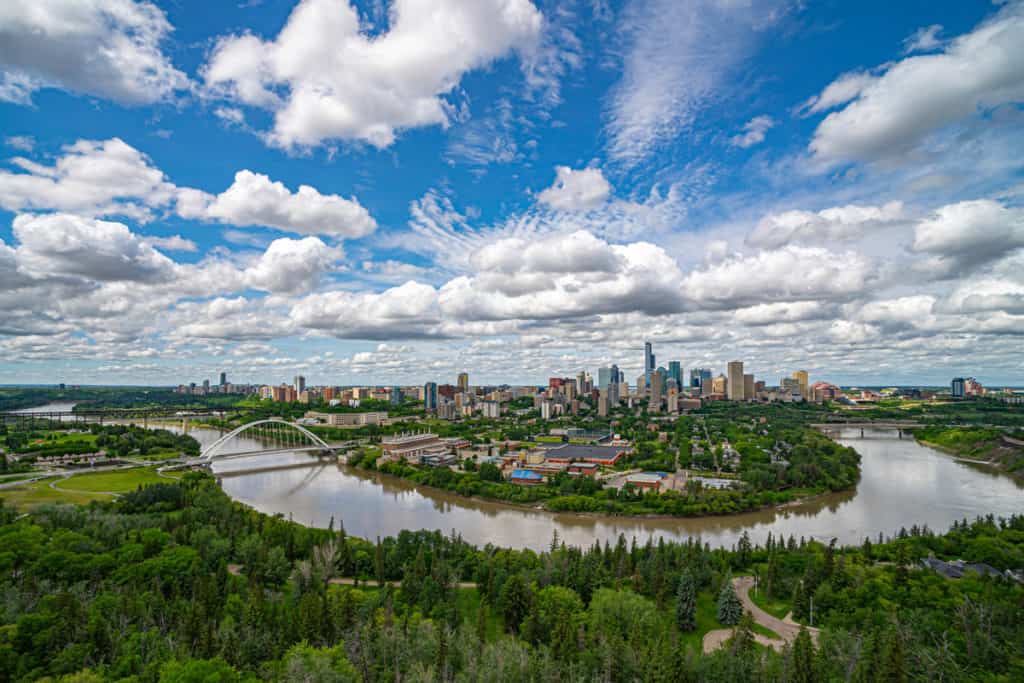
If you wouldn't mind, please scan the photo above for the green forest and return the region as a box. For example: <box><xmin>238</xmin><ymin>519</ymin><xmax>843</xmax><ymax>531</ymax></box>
<box><xmin>1</xmin><ymin>473</ymin><xmax>1021</xmax><ymax>682</ymax></box>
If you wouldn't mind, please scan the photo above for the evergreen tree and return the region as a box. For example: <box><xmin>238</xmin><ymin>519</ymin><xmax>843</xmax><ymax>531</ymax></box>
<box><xmin>792</xmin><ymin>580</ymin><xmax>808</xmax><ymax>622</ymax></box>
<box><xmin>879</xmin><ymin>628</ymin><xmax>908</xmax><ymax>683</ymax></box>
<box><xmin>729</xmin><ymin>612</ymin><xmax>756</xmax><ymax>655</ymax></box>
<box><xmin>675</xmin><ymin>570</ymin><xmax>697</xmax><ymax>632</ymax></box>
<box><xmin>737</xmin><ymin>531</ymin><xmax>752</xmax><ymax>567</ymax></box>
<box><xmin>791</xmin><ymin>626</ymin><xmax>817</xmax><ymax>683</ymax></box>
<box><xmin>716</xmin><ymin>576</ymin><xmax>742</xmax><ymax>626</ymax></box>
<box><xmin>498</xmin><ymin>574</ymin><xmax>531</xmax><ymax>634</ymax></box>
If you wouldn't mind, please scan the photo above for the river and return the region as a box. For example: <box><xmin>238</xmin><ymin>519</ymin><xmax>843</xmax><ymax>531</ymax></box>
<box><xmin>23</xmin><ymin>404</ymin><xmax>1024</xmax><ymax>552</ymax></box>
<box><xmin>197</xmin><ymin>425</ymin><xmax>1023</xmax><ymax>551</ymax></box>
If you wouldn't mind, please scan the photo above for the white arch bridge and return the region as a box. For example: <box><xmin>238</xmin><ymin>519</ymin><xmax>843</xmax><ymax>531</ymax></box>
<box><xmin>199</xmin><ymin>419</ymin><xmax>338</xmax><ymax>461</ymax></box>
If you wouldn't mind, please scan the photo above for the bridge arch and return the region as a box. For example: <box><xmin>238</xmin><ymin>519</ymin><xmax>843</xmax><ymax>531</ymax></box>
<box><xmin>200</xmin><ymin>419</ymin><xmax>332</xmax><ymax>460</ymax></box>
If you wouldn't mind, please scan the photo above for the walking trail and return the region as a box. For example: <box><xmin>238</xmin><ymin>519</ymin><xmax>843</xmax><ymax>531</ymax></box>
<box><xmin>703</xmin><ymin>575</ymin><xmax>820</xmax><ymax>653</ymax></box>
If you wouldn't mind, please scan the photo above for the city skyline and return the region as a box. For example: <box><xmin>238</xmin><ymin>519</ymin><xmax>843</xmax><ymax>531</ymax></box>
<box><xmin>1</xmin><ymin>1</ymin><xmax>1023</xmax><ymax>386</ymax></box>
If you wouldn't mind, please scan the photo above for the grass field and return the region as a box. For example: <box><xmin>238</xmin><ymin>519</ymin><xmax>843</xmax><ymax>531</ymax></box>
<box><xmin>0</xmin><ymin>473</ymin><xmax>35</xmax><ymax>484</ymax></box>
<box><xmin>678</xmin><ymin>591</ymin><xmax>724</xmax><ymax>650</ymax></box>
<box><xmin>0</xmin><ymin>479</ymin><xmax>110</xmax><ymax>508</ymax></box>
<box><xmin>748</xmin><ymin>588</ymin><xmax>791</xmax><ymax>620</ymax></box>
<box><xmin>60</xmin><ymin>468</ymin><xmax>169</xmax><ymax>492</ymax></box>
<box><xmin>0</xmin><ymin>467</ymin><xmax>177</xmax><ymax>508</ymax></box>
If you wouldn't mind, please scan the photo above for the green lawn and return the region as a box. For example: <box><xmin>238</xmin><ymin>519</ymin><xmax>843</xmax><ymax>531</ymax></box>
<box><xmin>0</xmin><ymin>479</ymin><xmax>110</xmax><ymax>508</ymax></box>
<box><xmin>748</xmin><ymin>588</ymin><xmax>791</xmax><ymax>620</ymax></box>
<box><xmin>678</xmin><ymin>591</ymin><xmax>723</xmax><ymax>650</ymax></box>
<box><xmin>60</xmin><ymin>468</ymin><xmax>168</xmax><ymax>492</ymax></box>
<box><xmin>0</xmin><ymin>473</ymin><xmax>35</xmax><ymax>484</ymax></box>
<box><xmin>752</xmin><ymin>622</ymin><xmax>780</xmax><ymax>639</ymax></box>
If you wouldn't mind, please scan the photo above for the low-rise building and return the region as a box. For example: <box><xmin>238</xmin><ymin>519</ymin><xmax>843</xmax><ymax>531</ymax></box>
<box><xmin>509</xmin><ymin>469</ymin><xmax>544</xmax><ymax>485</ymax></box>
<box><xmin>625</xmin><ymin>472</ymin><xmax>666</xmax><ymax>491</ymax></box>
<box><xmin>381</xmin><ymin>432</ymin><xmax>445</xmax><ymax>461</ymax></box>
<box><xmin>305</xmin><ymin>411</ymin><xmax>387</xmax><ymax>426</ymax></box>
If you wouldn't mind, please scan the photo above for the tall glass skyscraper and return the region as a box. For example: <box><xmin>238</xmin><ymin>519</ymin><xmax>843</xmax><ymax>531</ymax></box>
<box><xmin>690</xmin><ymin>367</ymin><xmax>712</xmax><ymax>388</ymax></box>
<box><xmin>423</xmin><ymin>382</ymin><xmax>438</xmax><ymax>411</ymax></box>
<box><xmin>644</xmin><ymin>341</ymin><xmax>655</xmax><ymax>387</ymax></box>
<box><xmin>668</xmin><ymin>361</ymin><xmax>682</xmax><ymax>387</ymax></box>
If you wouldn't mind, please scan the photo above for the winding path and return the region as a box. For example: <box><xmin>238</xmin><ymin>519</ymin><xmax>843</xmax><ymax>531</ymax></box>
<box><xmin>703</xmin><ymin>576</ymin><xmax>820</xmax><ymax>653</ymax></box>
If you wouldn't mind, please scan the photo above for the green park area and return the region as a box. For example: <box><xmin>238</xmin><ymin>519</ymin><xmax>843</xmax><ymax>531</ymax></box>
<box><xmin>0</xmin><ymin>467</ymin><xmax>177</xmax><ymax>509</ymax></box>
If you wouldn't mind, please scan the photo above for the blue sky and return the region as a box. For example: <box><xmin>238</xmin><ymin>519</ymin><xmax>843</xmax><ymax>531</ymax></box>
<box><xmin>0</xmin><ymin>0</ymin><xmax>1022</xmax><ymax>387</ymax></box>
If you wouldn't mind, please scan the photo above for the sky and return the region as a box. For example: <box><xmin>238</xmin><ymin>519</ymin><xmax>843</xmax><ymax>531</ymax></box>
<box><xmin>0</xmin><ymin>0</ymin><xmax>1022</xmax><ymax>388</ymax></box>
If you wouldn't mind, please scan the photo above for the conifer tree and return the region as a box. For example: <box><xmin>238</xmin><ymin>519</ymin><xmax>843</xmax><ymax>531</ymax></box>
<box><xmin>675</xmin><ymin>570</ymin><xmax>697</xmax><ymax>631</ymax></box>
<box><xmin>791</xmin><ymin>626</ymin><xmax>816</xmax><ymax>683</ymax></box>
<box><xmin>716</xmin><ymin>575</ymin><xmax>742</xmax><ymax>626</ymax></box>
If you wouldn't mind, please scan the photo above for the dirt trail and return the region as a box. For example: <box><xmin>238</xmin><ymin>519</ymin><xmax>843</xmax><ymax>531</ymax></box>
<box><xmin>703</xmin><ymin>575</ymin><xmax>820</xmax><ymax>653</ymax></box>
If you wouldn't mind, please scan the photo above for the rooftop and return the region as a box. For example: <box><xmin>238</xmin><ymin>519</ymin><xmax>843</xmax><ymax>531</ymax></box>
<box><xmin>510</xmin><ymin>469</ymin><xmax>543</xmax><ymax>480</ymax></box>
<box><xmin>541</xmin><ymin>444</ymin><xmax>629</xmax><ymax>463</ymax></box>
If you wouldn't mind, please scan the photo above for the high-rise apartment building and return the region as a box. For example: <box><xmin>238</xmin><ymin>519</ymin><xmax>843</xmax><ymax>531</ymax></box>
<box><xmin>294</xmin><ymin>375</ymin><xmax>306</xmax><ymax>393</ymax></box>
<box><xmin>650</xmin><ymin>371</ymin><xmax>664</xmax><ymax>407</ymax></box>
<box><xmin>792</xmin><ymin>370</ymin><xmax>809</xmax><ymax>399</ymax></box>
<box><xmin>951</xmin><ymin>377</ymin><xmax>966</xmax><ymax>398</ymax></box>
<box><xmin>219</xmin><ymin>372</ymin><xmax>227</xmax><ymax>386</ymax></box>
<box><xmin>743</xmin><ymin>373</ymin><xmax>754</xmax><ymax>400</ymax></box>
<box><xmin>423</xmin><ymin>382</ymin><xmax>438</xmax><ymax>412</ymax></box>
<box><xmin>457</xmin><ymin>372</ymin><xmax>469</xmax><ymax>392</ymax></box>
<box><xmin>390</xmin><ymin>386</ymin><xmax>402</xmax><ymax>405</ymax></box>
<box><xmin>727</xmin><ymin>361</ymin><xmax>745</xmax><ymax>401</ymax></box>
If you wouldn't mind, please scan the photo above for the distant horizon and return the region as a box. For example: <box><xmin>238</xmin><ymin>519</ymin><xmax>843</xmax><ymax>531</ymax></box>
<box><xmin>4</xmin><ymin>380</ymin><xmax>1023</xmax><ymax>392</ymax></box>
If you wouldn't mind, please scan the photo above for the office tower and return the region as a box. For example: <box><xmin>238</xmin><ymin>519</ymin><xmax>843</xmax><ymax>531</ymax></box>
<box><xmin>792</xmin><ymin>370</ymin><xmax>809</xmax><ymax>399</ymax></box>
<box><xmin>744</xmin><ymin>373</ymin><xmax>754</xmax><ymax>400</ymax></box>
<box><xmin>457</xmin><ymin>372</ymin><xmax>469</xmax><ymax>392</ymax></box>
<box><xmin>635</xmin><ymin>374</ymin><xmax>646</xmax><ymax>397</ymax></box>
<box><xmin>219</xmin><ymin>372</ymin><xmax>227</xmax><ymax>386</ymax></box>
<box><xmin>390</xmin><ymin>386</ymin><xmax>402</xmax><ymax>405</ymax></box>
<box><xmin>781</xmin><ymin>377</ymin><xmax>803</xmax><ymax>399</ymax></box>
<box><xmin>668</xmin><ymin>360</ymin><xmax>682</xmax><ymax>388</ymax></box>
<box><xmin>727</xmin><ymin>361</ymin><xmax>745</xmax><ymax>401</ymax></box>
<box><xmin>690</xmin><ymin>367</ymin><xmax>712</xmax><ymax>389</ymax></box>
<box><xmin>423</xmin><ymin>382</ymin><xmax>438</xmax><ymax>411</ymax></box>
<box><xmin>202</xmin><ymin>379</ymin><xmax>210</xmax><ymax>394</ymax></box>
<box><xmin>644</xmin><ymin>341</ymin><xmax>655</xmax><ymax>387</ymax></box>
<box><xmin>576</xmin><ymin>371</ymin><xmax>588</xmax><ymax>394</ymax></box>
<box><xmin>598</xmin><ymin>390</ymin><xmax>609</xmax><ymax>417</ymax></box>
<box><xmin>951</xmin><ymin>377</ymin><xmax>965</xmax><ymax>398</ymax></box>
<box><xmin>667</xmin><ymin>386</ymin><xmax>679</xmax><ymax>414</ymax></box>
<box><xmin>294</xmin><ymin>375</ymin><xmax>306</xmax><ymax>393</ymax></box>
<box><xmin>650</xmin><ymin>371</ymin><xmax>663</xmax><ymax>402</ymax></box>
<box><xmin>711</xmin><ymin>375</ymin><xmax>727</xmax><ymax>395</ymax></box>
<box><xmin>598</xmin><ymin>366</ymin><xmax>613</xmax><ymax>390</ymax></box>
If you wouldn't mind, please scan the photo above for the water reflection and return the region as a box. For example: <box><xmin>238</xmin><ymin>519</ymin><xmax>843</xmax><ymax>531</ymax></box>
<box><xmin>118</xmin><ymin>419</ymin><xmax>1024</xmax><ymax>551</ymax></box>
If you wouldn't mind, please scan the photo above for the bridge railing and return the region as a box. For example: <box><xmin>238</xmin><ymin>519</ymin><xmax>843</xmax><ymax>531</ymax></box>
<box><xmin>199</xmin><ymin>419</ymin><xmax>333</xmax><ymax>460</ymax></box>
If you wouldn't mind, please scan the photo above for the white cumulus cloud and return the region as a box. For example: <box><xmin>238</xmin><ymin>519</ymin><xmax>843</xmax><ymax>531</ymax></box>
<box><xmin>809</xmin><ymin>3</ymin><xmax>1024</xmax><ymax>163</ymax></box>
<box><xmin>536</xmin><ymin>166</ymin><xmax>611</xmax><ymax>211</ymax></box>
<box><xmin>202</xmin><ymin>0</ymin><xmax>543</xmax><ymax>150</ymax></box>
<box><xmin>0</xmin><ymin>0</ymin><xmax>188</xmax><ymax>105</ymax></box>
<box><xmin>180</xmin><ymin>170</ymin><xmax>376</xmax><ymax>238</ymax></box>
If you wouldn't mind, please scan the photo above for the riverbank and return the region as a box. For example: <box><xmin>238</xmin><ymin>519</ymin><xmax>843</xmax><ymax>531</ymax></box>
<box><xmin>350</xmin><ymin>461</ymin><xmax>838</xmax><ymax>522</ymax></box>
<box><xmin>915</xmin><ymin>430</ymin><xmax>1024</xmax><ymax>481</ymax></box>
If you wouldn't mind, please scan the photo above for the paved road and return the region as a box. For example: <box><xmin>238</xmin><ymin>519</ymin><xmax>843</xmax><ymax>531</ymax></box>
<box><xmin>703</xmin><ymin>575</ymin><xmax>820</xmax><ymax>653</ymax></box>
